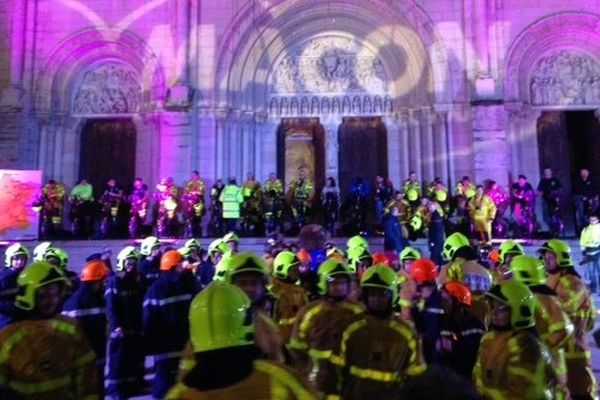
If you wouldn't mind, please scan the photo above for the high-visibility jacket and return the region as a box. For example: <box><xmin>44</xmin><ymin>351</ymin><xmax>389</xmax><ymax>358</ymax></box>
<box><xmin>167</xmin><ymin>359</ymin><xmax>317</xmax><ymax>399</ymax></box>
<box><xmin>473</xmin><ymin>329</ymin><xmax>557</xmax><ymax>400</ymax></box>
<box><xmin>402</xmin><ymin>180</ymin><xmax>422</xmax><ymax>198</ymax></box>
<box><xmin>62</xmin><ymin>283</ymin><xmax>107</xmax><ymax>363</ymax></box>
<box><xmin>337</xmin><ymin>314</ymin><xmax>426</xmax><ymax>399</ymax></box>
<box><xmin>289</xmin><ymin>299</ymin><xmax>364</xmax><ymax>397</ymax></box>
<box><xmin>469</xmin><ymin>194</ymin><xmax>497</xmax><ymax>225</ymax></box>
<box><xmin>0</xmin><ymin>316</ymin><xmax>98</xmax><ymax>400</ymax></box>
<box><xmin>270</xmin><ymin>279</ymin><xmax>309</xmax><ymax>344</ymax></box>
<box><xmin>580</xmin><ymin>223</ymin><xmax>600</xmax><ymax>250</ymax></box>
<box><xmin>546</xmin><ymin>269</ymin><xmax>598</xmax><ymax>398</ymax></box>
<box><xmin>0</xmin><ymin>268</ymin><xmax>20</xmax><ymax>329</ymax></box>
<box><xmin>397</xmin><ymin>270</ymin><xmax>416</xmax><ymax>322</ymax></box>
<box><xmin>219</xmin><ymin>184</ymin><xmax>244</xmax><ymax>219</ymax></box>
<box><xmin>265</xmin><ymin>179</ymin><xmax>284</xmax><ymax>195</ymax></box>
<box><xmin>531</xmin><ymin>288</ymin><xmax>574</xmax><ymax>400</ymax></box>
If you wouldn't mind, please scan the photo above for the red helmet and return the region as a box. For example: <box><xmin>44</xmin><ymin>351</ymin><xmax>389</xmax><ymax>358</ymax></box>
<box><xmin>443</xmin><ymin>281</ymin><xmax>472</xmax><ymax>306</ymax></box>
<box><xmin>297</xmin><ymin>249</ymin><xmax>312</xmax><ymax>263</ymax></box>
<box><xmin>372</xmin><ymin>252</ymin><xmax>390</xmax><ymax>266</ymax></box>
<box><xmin>81</xmin><ymin>260</ymin><xmax>110</xmax><ymax>282</ymax></box>
<box><xmin>410</xmin><ymin>258</ymin><xmax>437</xmax><ymax>283</ymax></box>
<box><xmin>160</xmin><ymin>250</ymin><xmax>183</xmax><ymax>271</ymax></box>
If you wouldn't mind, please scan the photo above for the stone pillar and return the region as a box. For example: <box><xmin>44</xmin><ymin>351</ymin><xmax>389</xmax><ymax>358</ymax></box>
<box><xmin>241</xmin><ymin>111</ymin><xmax>255</xmax><ymax>177</ymax></box>
<box><xmin>215</xmin><ymin>109</ymin><xmax>227</xmax><ymax>180</ymax></box>
<box><xmin>1</xmin><ymin>0</ymin><xmax>27</xmax><ymax>106</ymax></box>
<box><xmin>196</xmin><ymin>107</ymin><xmax>217</xmax><ymax>182</ymax></box>
<box><xmin>420</xmin><ymin>107</ymin><xmax>435</xmax><ymax>182</ymax></box>
<box><xmin>471</xmin><ymin>103</ymin><xmax>508</xmax><ymax>187</ymax></box>
<box><xmin>433</xmin><ymin>110</ymin><xmax>450</xmax><ymax>184</ymax></box>
<box><xmin>159</xmin><ymin>112</ymin><xmax>192</xmax><ymax>183</ymax></box>
<box><xmin>408</xmin><ymin>109</ymin><xmax>422</xmax><ymax>180</ymax></box>
<box><xmin>384</xmin><ymin>114</ymin><xmax>401</xmax><ymax>187</ymax></box>
<box><xmin>322</xmin><ymin>115</ymin><xmax>342</xmax><ymax>184</ymax></box>
<box><xmin>260</xmin><ymin>114</ymin><xmax>278</xmax><ymax>183</ymax></box>
<box><xmin>227</xmin><ymin>111</ymin><xmax>240</xmax><ymax>181</ymax></box>
<box><xmin>397</xmin><ymin>110</ymin><xmax>410</xmax><ymax>181</ymax></box>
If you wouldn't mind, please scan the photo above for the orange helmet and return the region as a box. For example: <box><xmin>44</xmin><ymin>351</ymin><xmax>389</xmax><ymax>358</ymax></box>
<box><xmin>488</xmin><ymin>249</ymin><xmax>501</xmax><ymax>265</ymax></box>
<box><xmin>160</xmin><ymin>250</ymin><xmax>183</xmax><ymax>271</ymax></box>
<box><xmin>443</xmin><ymin>281</ymin><xmax>472</xmax><ymax>306</ymax></box>
<box><xmin>372</xmin><ymin>252</ymin><xmax>390</xmax><ymax>266</ymax></box>
<box><xmin>410</xmin><ymin>258</ymin><xmax>437</xmax><ymax>283</ymax></box>
<box><xmin>297</xmin><ymin>249</ymin><xmax>312</xmax><ymax>263</ymax></box>
<box><xmin>81</xmin><ymin>260</ymin><xmax>110</xmax><ymax>282</ymax></box>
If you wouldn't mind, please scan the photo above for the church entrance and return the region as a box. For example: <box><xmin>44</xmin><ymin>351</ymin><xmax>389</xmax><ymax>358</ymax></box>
<box><xmin>338</xmin><ymin>116</ymin><xmax>388</xmax><ymax>197</ymax></box>
<box><xmin>276</xmin><ymin>118</ymin><xmax>325</xmax><ymax>191</ymax></box>
<box><xmin>536</xmin><ymin>110</ymin><xmax>600</xmax><ymax>233</ymax></box>
<box><xmin>79</xmin><ymin>118</ymin><xmax>137</xmax><ymax>198</ymax></box>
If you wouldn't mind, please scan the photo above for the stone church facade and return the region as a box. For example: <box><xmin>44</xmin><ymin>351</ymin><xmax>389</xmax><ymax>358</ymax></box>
<box><xmin>2</xmin><ymin>0</ymin><xmax>600</xmax><ymax>198</ymax></box>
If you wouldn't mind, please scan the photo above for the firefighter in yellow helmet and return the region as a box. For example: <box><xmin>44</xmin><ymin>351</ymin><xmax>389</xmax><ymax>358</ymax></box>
<box><xmin>402</xmin><ymin>171</ymin><xmax>422</xmax><ymax>200</ymax></box>
<box><xmin>438</xmin><ymin>232</ymin><xmax>491</xmax><ymax>324</ymax></box>
<box><xmin>493</xmin><ymin>240</ymin><xmax>524</xmax><ymax>283</ymax></box>
<box><xmin>289</xmin><ymin>259</ymin><xmax>364</xmax><ymax>398</ymax></box>
<box><xmin>397</xmin><ymin>247</ymin><xmax>421</xmax><ymax>321</ymax></box>
<box><xmin>473</xmin><ymin>281</ymin><xmax>557</xmax><ymax>400</ymax></box>
<box><xmin>455</xmin><ymin>176</ymin><xmax>476</xmax><ymax>200</ymax></box>
<box><xmin>346</xmin><ymin>246</ymin><xmax>373</xmax><ymax>300</ymax></box>
<box><xmin>469</xmin><ymin>185</ymin><xmax>497</xmax><ymax>244</ymax></box>
<box><xmin>346</xmin><ymin>235</ymin><xmax>369</xmax><ymax>253</ymax></box>
<box><xmin>0</xmin><ymin>261</ymin><xmax>98</xmax><ymax>399</ymax></box>
<box><xmin>166</xmin><ymin>281</ymin><xmax>317</xmax><ymax>399</ymax></box>
<box><xmin>509</xmin><ymin>255</ymin><xmax>574</xmax><ymax>400</ymax></box>
<box><xmin>539</xmin><ymin>239</ymin><xmax>597</xmax><ymax>399</ymax></box>
<box><xmin>270</xmin><ymin>251</ymin><xmax>309</xmax><ymax>344</ymax></box>
<box><xmin>336</xmin><ymin>264</ymin><xmax>426</xmax><ymax>399</ymax></box>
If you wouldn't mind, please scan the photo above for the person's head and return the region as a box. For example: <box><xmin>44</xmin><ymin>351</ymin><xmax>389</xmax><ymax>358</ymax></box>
<box><xmin>81</xmin><ymin>260</ymin><xmax>110</xmax><ymax>291</ymax></box>
<box><xmin>347</xmin><ymin>246</ymin><xmax>373</xmax><ymax>275</ymax></box>
<box><xmin>107</xmin><ymin>178</ymin><xmax>116</xmax><ymax>187</ymax></box>
<box><xmin>140</xmin><ymin>236</ymin><xmax>161</xmax><ymax>258</ymax></box>
<box><xmin>48</xmin><ymin>179</ymin><xmax>56</xmax><ymax>186</ymax></box>
<box><xmin>272</xmin><ymin>251</ymin><xmax>301</xmax><ymax>283</ymax></box>
<box><xmin>390</xmin><ymin>206</ymin><xmax>399</xmax><ymax>217</ymax></box>
<box><xmin>33</xmin><ymin>242</ymin><xmax>53</xmax><ymax>262</ymax></box>
<box><xmin>226</xmin><ymin>253</ymin><xmax>268</xmax><ymax>305</ymax></box>
<box><xmin>43</xmin><ymin>247</ymin><xmax>68</xmax><ymax>270</ymax></box>
<box><xmin>486</xmin><ymin>281</ymin><xmax>535</xmax><ymax>330</ymax></box>
<box><xmin>538</xmin><ymin>239</ymin><xmax>572</xmax><ymax>273</ymax></box>
<box><xmin>246</xmin><ymin>172</ymin><xmax>255</xmax><ymax>181</ymax></box>
<box><xmin>509</xmin><ymin>255</ymin><xmax>546</xmax><ymax>287</ymax></box>
<box><xmin>410</xmin><ymin>258</ymin><xmax>438</xmax><ymax>300</ymax></box>
<box><xmin>360</xmin><ymin>264</ymin><xmax>398</xmax><ymax>317</ymax></box>
<box><xmin>375</xmin><ymin>175</ymin><xmax>384</xmax><ymax>184</ymax></box>
<box><xmin>296</xmin><ymin>249</ymin><xmax>312</xmax><ymax>274</ymax></box>
<box><xmin>409</xmin><ymin>171</ymin><xmax>417</xmax><ymax>181</ymax></box>
<box><xmin>4</xmin><ymin>243</ymin><xmax>29</xmax><ymax>270</ymax></box>
<box><xmin>346</xmin><ymin>235</ymin><xmax>369</xmax><ymax>253</ymax></box>
<box><xmin>228</xmin><ymin>177</ymin><xmax>236</xmax><ymax>185</ymax></box>
<box><xmin>268</xmin><ymin>172</ymin><xmax>276</xmax><ymax>181</ymax></box>
<box><xmin>191</xmin><ymin>170</ymin><xmax>199</xmax><ymax>180</ymax></box>
<box><xmin>160</xmin><ymin>250</ymin><xmax>184</xmax><ymax>273</ymax></box>
<box><xmin>208</xmin><ymin>238</ymin><xmax>228</xmax><ymax>264</ymax></box>
<box><xmin>543</xmin><ymin>168</ymin><xmax>552</xmax><ymax>179</ymax></box>
<box><xmin>461</xmin><ymin>176</ymin><xmax>470</xmax><ymax>184</ymax></box>
<box><xmin>16</xmin><ymin>261</ymin><xmax>69</xmax><ymax>318</ymax></box>
<box><xmin>134</xmin><ymin>178</ymin><xmax>143</xmax><ymax>188</ymax></box>
<box><xmin>317</xmin><ymin>259</ymin><xmax>353</xmax><ymax>302</ymax></box>
<box><xmin>441</xmin><ymin>281</ymin><xmax>472</xmax><ymax>315</ymax></box>
<box><xmin>518</xmin><ymin>174</ymin><xmax>527</xmax><ymax>184</ymax></box>
<box><xmin>589</xmin><ymin>215</ymin><xmax>599</xmax><ymax>226</ymax></box>
<box><xmin>399</xmin><ymin>247</ymin><xmax>421</xmax><ymax>273</ymax></box>
<box><xmin>476</xmin><ymin>185</ymin><xmax>484</xmax><ymax>196</ymax></box>
<box><xmin>580</xmin><ymin>168</ymin><xmax>590</xmax><ymax>180</ymax></box>
<box><xmin>498</xmin><ymin>240</ymin><xmax>524</xmax><ymax>266</ymax></box>
<box><xmin>298</xmin><ymin>167</ymin><xmax>307</xmax><ymax>180</ymax></box>
<box><xmin>189</xmin><ymin>281</ymin><xmax>254</xmax><ymax>353</ymax></box>
<box><xmin>326</xmin><ymin>177</ymin><xmax>336</xmax><ymax>187</ymax></box>
<box><xmin>79</xmin><ymin>178</ymin><xmax>87</xmax><ymax>185</ymax></box>
<box><xmin>116</xmin><ymin>246</ymin><xmax>141</xmax><ymax>274</ymax></box>
<box><xmin>223</xmin><ymin>232</ymin><xmax>240</xmax><ymax>252</ymax></box>
<box><xmin>442</xmin><ymin>232</ymin><xmax>471</xmax><ymax>261</ymax></box>
<box><xmin>184</xmin><ymin>238</ymin><xmax>202</xmax><ymax>258</ymax></box>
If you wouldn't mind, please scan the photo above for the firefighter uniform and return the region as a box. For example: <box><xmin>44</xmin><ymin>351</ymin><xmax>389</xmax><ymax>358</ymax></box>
<box><xmin>105</xmin><ymin>250</ymin><xmax>146</xmax><ymax>399</ymax></box>
<box><xmin>143</xmin><ymin>267</ymin><xmax>198</xmax><ymax>398</ymax></box>
<box><xmin>469</xmin><ymin>192</ymin><xmax>497</xmax><ymax>243</ymax></box>
<box><xmin>270</xmin><ymin>278</ymin><xmax>309</xmax><ymax>344</ymax></box>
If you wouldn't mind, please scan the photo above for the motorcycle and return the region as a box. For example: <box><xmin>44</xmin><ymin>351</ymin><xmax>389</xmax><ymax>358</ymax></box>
<box><xmin>156</xmin><ymin>197</ymin><xmax>178</xmax><ymax>238</ymax></box>
<box><xmin>69</xmin><ymin>197</ymin><xmax>94</xmax><ymax>238</ymax></box>
<box><xmin>263</xmin><ymin>191</ymin><xmax>284</xmax><ymax>237</ymax></box>
<box><xmin>99</xmin><ymin>193</ymin><xmax>121</xmax><ymax>237</ymax></box>
<box><xmin>128</xmin><ymin>196</ymin><xmax>148</xmax><ymax>238</ymax></box>
<box><xmin>208</xmin><ymin>198</ymin><xmax>225</xmax><ymax>237</ymax></box>
<box><xmin>511</xmin><ymin>189</ymin><xmax>536</xmax><ymax>238</ymax></box>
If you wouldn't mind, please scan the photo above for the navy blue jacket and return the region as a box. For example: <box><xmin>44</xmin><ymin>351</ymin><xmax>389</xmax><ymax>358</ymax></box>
<box><xmin>0</xmin><ymin>268</ymin><xmax>20</xmax><ymax>329</ymax></box>
<box><xmin>62</xmin><ymin>283</ymin><xmax>107</xmax><ymax>360</ymax></box>
<box><xmin>142</xmin><ymin>270</ymin><xmax>199</xmax><ymax>355</ymax></box>
<box><xmin>139</xmin><ymin>256</ymin><xmax>161</xmax><ymax>288</ymax></box>
<box><xmin>105</xmin><ymin>272</ymin><xmax>144</xmax><ymax>335</ymax></box>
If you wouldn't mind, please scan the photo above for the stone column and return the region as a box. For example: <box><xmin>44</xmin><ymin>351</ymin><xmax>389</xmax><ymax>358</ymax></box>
<box><xmin>1</xmin><ymin>0</ymin><xmax>27</xmax><ymax>106</ymax></box>
<box><xmin>159</xmin><ymin>112</ymin><xmax>192</xmax><ymax>183</ymax></box>
<box><xmin>384</xmin><ymin>114</ymin><xmax>401</xmax><ymax>187</ymax></box>
<box><xmin>241</xmin><ymin>111</ymin><xmax>255</xmax><ymax>177</ymax></box>
<box><xmin>420</xmin><ymin>107</ymin><xmax>435</xmax><ymax>182</ymax></box>
<box><xmin>196</xmin><ymin>107</ymin><xmax>217</xmax><ymax>181</ymax></box>
<box><xmin>471</xmin><ymin>102</ymin><xmax>508</xmax><ymax>187</ymax></box>
<box><xmin>322</xmin><ymin>115</ymin><xmax>342</xmax><ymax>184</ymax></box>
<box><xmin>408</xmin><ymin>109</ymin><xmax>422</xmax><ymax>180</ymax></box>
<box><xmin>215</xmin><ymin>109</ymin><xmax>227</xmax><ymax>180</ymax></box>
<box><xmin>227</xmin><ymin>111</ymin><xmax>241</xmax><ymax>181</ymax></box>
<box><xmin>433</xmin><ymin>110</ymin><xmax>450</xmax><ymax>184</ymax></box>
<box><xmin>260</xmin><ymin>114</ymin><xmax>278</xmax><ymax>183</ymax></box>
<box><xmin>397</xmin><ymin>110</ymin><xmax>410</xmax><ymax>181</ymax></box>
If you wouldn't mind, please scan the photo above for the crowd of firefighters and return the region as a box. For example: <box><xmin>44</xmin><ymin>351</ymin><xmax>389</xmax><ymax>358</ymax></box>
<box><xmin>0</xmin><ymin>229</ymin><xmax>598</xmax><ymax>399</ymax></box>
<box><xmin>33</xmin><ymin>166</ymin><xmax>600</xmax><ymax>242</ymax></box>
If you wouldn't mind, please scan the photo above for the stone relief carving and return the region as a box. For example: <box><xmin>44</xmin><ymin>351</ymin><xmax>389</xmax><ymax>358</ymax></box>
<box><xmin>269</xmin><ymin>36</ymin><xmax>391</xmax><ymax>116</ymax></box>
<box><xmin>530</xmin><ymin>51</ymin><xmax>600</xmax><ymax>105</ymax></box>
<box><xmin>73</xmin><ymin>62</ymin><xmax>141</xmax><ymax>114</ymax></box>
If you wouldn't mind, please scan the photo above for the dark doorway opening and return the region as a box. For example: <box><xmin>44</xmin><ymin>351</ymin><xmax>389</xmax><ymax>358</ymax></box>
<box><xmin>79</xmin><ymin>118</ymin><xmax>137</xmax><ymax>198</ymax></box>
<box><xmin>338</xmin><ymin>116</ymin><xmax>388</xmax><ymax>198</ymax></box>
<box><xmin>536</xmin><ymin>110</ymin><xmax>600</xmax><ymax>235</ymax></box>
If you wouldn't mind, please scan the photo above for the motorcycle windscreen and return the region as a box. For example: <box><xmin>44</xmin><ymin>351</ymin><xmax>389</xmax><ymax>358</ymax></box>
<box><xmin>284</xmin><ymin>131</ymin><xmax>315</xmax><ymax>187</ymax></box>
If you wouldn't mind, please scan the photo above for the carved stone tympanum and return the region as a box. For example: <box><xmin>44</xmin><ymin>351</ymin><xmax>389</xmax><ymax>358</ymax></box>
<box><xmin>73</xmin><ymin>62</ymin><xmax>141</xmax><ymax>114</ymax></box>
